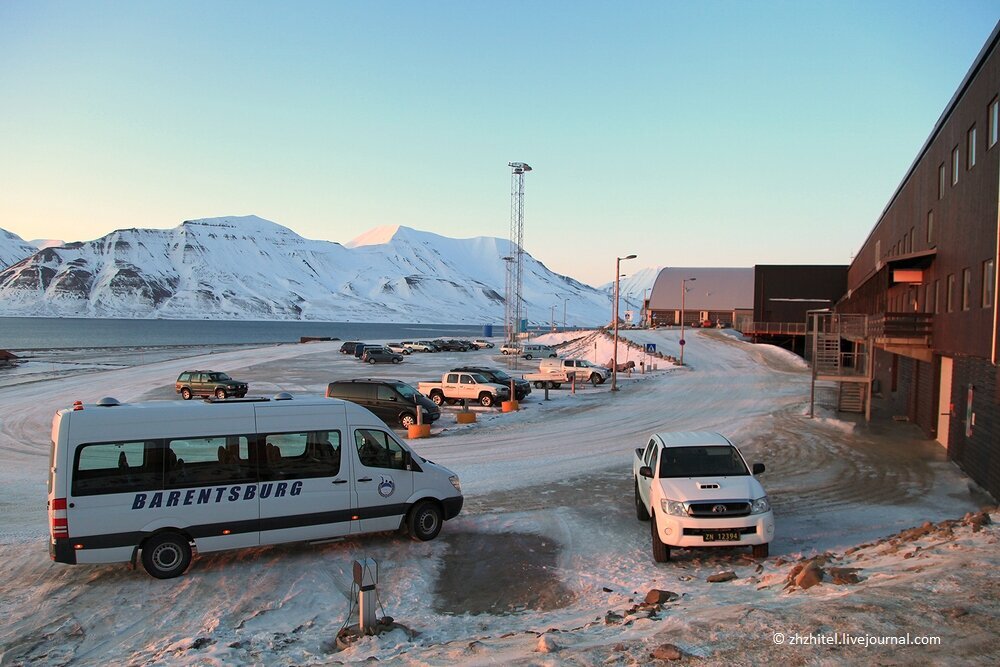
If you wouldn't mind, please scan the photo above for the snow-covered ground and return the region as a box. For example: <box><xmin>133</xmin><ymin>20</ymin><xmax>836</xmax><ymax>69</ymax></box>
<box><xmin>0</xmin><ymin>329</ymin><xmax>996</xmax><ymax>665</ymax></box>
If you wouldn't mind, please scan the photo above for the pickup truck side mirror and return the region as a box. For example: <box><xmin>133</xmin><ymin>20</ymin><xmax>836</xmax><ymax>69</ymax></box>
<box><xmin>638</xmin><ymin>465</ymin><xmax>653</xmax><ymax>479</ymax></box>
<box><xmin>752</xmin><ymin>462</ymin><xmax>765</xmax><ymax>475</ymax></box>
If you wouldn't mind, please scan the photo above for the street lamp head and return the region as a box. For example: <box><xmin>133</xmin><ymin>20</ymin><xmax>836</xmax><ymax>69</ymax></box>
<box><xmin>619</xmin><ymin>254</ymin><xmax>637</xmax><ymax>261</ymax></box>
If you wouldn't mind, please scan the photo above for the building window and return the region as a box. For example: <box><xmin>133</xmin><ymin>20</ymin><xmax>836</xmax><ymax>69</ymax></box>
<box><xmin>952</xmin><ymin>146</ymin><xmax>960</xmax><ymax>185</ymax></box>
<box><xmin>947</xmin><ymin>274</ymin><xmax>955</xmax><ymax>312</ymax></box>
<box><xmin>934</xmin><ymin>279</ymin><xmax>940</xmax><ymax>314</ymax></box>
<box><xmin>984</xmin><ymin>259</ymin><xmax>996</xmax><ymax>308</ymax></box>
<box><xmin>961</xmin><ymin>268</ymin><xmax>971</xmax><ymax>310</ymax></box>
<box><xmin>967</xmin><ymin>126</ymin><xmax>977</xmax><ymax>169</ymax></box>
<box><xmin>927</xmin><ymin>210</ymin><xmax>935</xmax><ymax>246</ymax></box>
<box><xmin>990</xmin><ymin>97</ymin><xmax>998</xmax><ymax>148</ymax></box>
<box><xmin>938</xmin><ymin>163</ymin><xmax>946</xmax><ymax>199</ymax></box>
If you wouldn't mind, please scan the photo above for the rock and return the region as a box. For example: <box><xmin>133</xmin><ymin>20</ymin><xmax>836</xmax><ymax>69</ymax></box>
<box><xmin>828</xmin><ymin>567</ymin><xmax>862</xmax><ymax>585</ymax></box>
<box><xmin>645</xmin><ymin>589</ymin><xmax>679</xmax><ymax>604</ymax></box>
<box><xmin>613</xmin><ymin>642</ymin><xmax>626</xmax><ymax>652</ymax></box>
<box><xmin>604</xmin><ymin>611</ymin><xmax>624</xmax><ymax>625</ymax></box>
<box><xmin>946</xmin><ymin>607</ymin><xmax>969</xmax><ymax>619</ymax></box>
<box><xmin>536</xmin><ymin>634</ymin><xmax>560</xmax><ymax>653</ymax></box>
<box><xmin>794</xmin><ymin>561</ymin><xmax>824</xmax><ymax>589</ymax></box>
<box><xmin>602</xmin><ymin>587</ymin><xmax>614</xmax><ymax>593</ymax></box>
<box><xmin>707</xmin><ymin>571</ymin><xmax>737</xmax><ymax>583</ymax></box>
<box><xmin>966</xmin><ymin>512</ymin><xmax>992</xmax><ymax>532</ymax></box>
<box><xmin>651</xmin><ymin>643</ymin><xmax>684</xmax><ymax>660</ymax></box>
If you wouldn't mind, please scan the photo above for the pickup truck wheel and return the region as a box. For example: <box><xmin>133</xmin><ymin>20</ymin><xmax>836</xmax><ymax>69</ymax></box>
<box><xmin>634</xmin><ymin>479</ymin><xmax>650</xmax><ymax>521</ymax></box>
<box><xmin>533</xmin><ymin>381</ymin><xmax>543</xmax><ymax>389</ymax></box>
<box><xmin>590</xmin><ymin>373</ymin><xmax>601</xmax><ymax>385</ymax></box>
<box><xmin>180</xmin><ymin>388</ymin><xmax>192</xmax><ymax>400</ymax></box>
<box><xmin>651</xmin><ymin>515</ymin><xmax>671</xmax><ymax>563</ymax></box>
<box><xmin>479</xmin><ymin>393</ymin><xmax>494</xmax><ymax>407</ymax></box>
<box><xmin>408</xmin><ymin>501</ymin><xmax>442</xmax><ymax>541</ymax></box>
<box><xmin>752</xmin><ymin>543</ymin><xmax>769</xmax><ymax>559</ymax></box>
<box><xmin>430</xmin><ymin>392</ymin><xmax>445</xmax><ymax>406</ymax></box>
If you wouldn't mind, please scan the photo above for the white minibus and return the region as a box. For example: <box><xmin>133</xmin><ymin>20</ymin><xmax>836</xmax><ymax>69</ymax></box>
<box><xmin>47</xmin><ymin>394</ymin><xmax>463</xmax><ymax>578</ymax></box>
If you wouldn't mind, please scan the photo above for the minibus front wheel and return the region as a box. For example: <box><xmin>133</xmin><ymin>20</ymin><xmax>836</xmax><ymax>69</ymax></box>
<box><xmin>407</xmin><ymin>501</ymin><xmax>442</xmax><ymax>541</ymax></box>
<box><xmin>141</xmin><ymin>531</ymin><xmax>192</xmax><ymax>579</ymax></box>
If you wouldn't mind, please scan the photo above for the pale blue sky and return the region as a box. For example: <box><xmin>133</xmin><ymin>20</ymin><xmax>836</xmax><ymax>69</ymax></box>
<box><xmin>1</xmin><ymin>1</ymin><xmax>998</xmax><ymax>286</ymax></box>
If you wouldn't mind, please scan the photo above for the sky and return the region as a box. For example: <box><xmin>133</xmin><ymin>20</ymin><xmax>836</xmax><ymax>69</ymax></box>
<box><xmin>1</xmin><ymin>1</ymin><xmax>998</xmax><ymax>287</ymax></box>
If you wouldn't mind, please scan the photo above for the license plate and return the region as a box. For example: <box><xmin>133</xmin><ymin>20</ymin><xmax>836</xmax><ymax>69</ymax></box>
<box><xmin>702</xmin><ymin>531</ymin><xmax>741</xmax><ymax>542</ymax></box>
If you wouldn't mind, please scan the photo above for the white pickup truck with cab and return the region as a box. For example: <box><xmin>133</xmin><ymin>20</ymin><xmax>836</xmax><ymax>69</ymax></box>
<box><xmin>417</xmin><ymin>372</ymin><xmax>511</xmax><ymax>407</ymax></box>
<box><xmin>522</xmin><ymin>358</ymin><xmax>609</xmax><ymax>388</ymax></box>
<box><xmin>634</xmin><ymin>431</ymin><xmax>774</xmax><ymax>562</ymax></box>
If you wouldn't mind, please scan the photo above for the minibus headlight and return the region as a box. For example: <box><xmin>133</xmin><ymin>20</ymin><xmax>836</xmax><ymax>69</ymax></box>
<box><xmin>449</xmin><ymin>475</ymin><xmax>462</xmax><ymax>493</ymax></box>
<box><xmin>750</xmin><ymin>496</ymin><xmax>771</xmax><ymax>514</ymax></box>
<box><xmin>660</xmin><ymin>498</ymin><xmax>687</xmax><ymax>516</ymax></box>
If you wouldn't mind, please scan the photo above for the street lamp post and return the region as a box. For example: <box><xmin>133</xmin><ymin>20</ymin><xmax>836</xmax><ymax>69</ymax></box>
<box><xmin>563</xmin><ymin>297</ymin><xmax>569</xmax><ymax>329</ymax></box>
<box><xmin>680</xmin><ymin>277</ymin><xmax>696</xmax><ymax>365</ymax></box>
<box><xmin>550</xmin><ymin>304</ymin><xmax>556</xmax><ymax>332</ymax></box>
<box><xmin>612</xmin><ymin>254</ymin><xmax>637</xmax><ymax>391</ymax></box>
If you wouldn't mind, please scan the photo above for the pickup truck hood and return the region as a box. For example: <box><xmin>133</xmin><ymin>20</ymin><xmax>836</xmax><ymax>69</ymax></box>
<box><xmin>657</xmin><ymin>476</ymin><xmax>765</xmax><ymax>502</ymax></box>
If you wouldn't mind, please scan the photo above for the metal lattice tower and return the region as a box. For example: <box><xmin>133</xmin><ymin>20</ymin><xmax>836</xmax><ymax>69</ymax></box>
<box><xmin>506</xmin><ymin>162</ymin><xmax>531</xmax><ymax>343</ymax></box>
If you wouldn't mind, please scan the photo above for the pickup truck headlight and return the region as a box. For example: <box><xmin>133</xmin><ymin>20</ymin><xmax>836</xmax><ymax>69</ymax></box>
<box><xmin>660</xmin><ymin>498</ymin><xmax>687</xmax><ymax>516</ymax></box>
<box><xmin>449</xmin><ymin>475</ymin><xmax>462</xmax><ymax>493</ymax></box>
<box><xmin>750</xmin><ymin>496</ymin><xmax>771</xmax><ymax>514</ymax></box>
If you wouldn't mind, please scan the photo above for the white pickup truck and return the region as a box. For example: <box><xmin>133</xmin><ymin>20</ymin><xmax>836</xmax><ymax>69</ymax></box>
<box><xmin>522</xmin><ymin>358</ymin><xmax>610</xmax><ymax>388</ymax></box>
<box><xmin>417</xmin><ymin>372</ymin><xmax>511</xmax><ymax>408</ymax></box>
<box><xmin>634</xmin><ymin>431</ymin><xmax>774</xmax><ymax>562</ymax></box>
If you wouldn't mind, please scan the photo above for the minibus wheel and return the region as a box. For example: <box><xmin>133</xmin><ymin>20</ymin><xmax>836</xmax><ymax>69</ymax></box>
<box><xmin>141</xmin><ymin>532</ymin><xmax>192</xmax><ymax>579</ymax></box>
<box><xmin>408</xmin><ymin>501</ymin><xmax>442</xmax><ymax>541</ymax></box>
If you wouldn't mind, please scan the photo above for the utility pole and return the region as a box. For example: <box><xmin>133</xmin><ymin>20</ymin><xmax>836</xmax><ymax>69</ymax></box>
<box><xmin>680</xmin><ymin>277</ymin><xmax>696</xmax><ymax>365</ymax></box>
<box><xmin>612</xmin><ymin>254</ymin><xmax>637</xmax><ymax>391</ymax></box>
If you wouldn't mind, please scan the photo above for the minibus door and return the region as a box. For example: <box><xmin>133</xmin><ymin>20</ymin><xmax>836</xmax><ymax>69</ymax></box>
<box><xmin>255</xmin><ymin>406</ymin><xmax>354</xmax><ymax>544</ymax></box>
<box><xmin>350</xmin><ymin>426</ymin><xmax>414</xmax><ymax>533</ymax></box>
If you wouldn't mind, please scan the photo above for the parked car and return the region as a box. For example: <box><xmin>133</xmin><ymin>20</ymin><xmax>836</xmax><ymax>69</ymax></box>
<box><xmin>634</xmin><ymin>431</ymin><xmax>773</xmax><ymax>562</ymax></box>
<box><xmin>434</xmin><ymin>339</ymin><xmax>470</xmax><ymax>352</ymax></box>
<box><xmin>339</xmin><ymin>341</ymin><xmax>361</xmax><ymax>354</ymax></box>
<box><xmin>521</xmin><ymin>344</ymin><xmax>557</xmax><ymax>359</ymax></box>
<box><xmin>471</xmin><ymin>339</ymin><xmax>495</xmax><ymax>349</ymax></box>
<box><xmin>402</xmin><ymin>340</ymin><xmax>435</xmax><ymax>352</ymax></box>
<box><xmin>500</xmin><ymin>343</ymin><xmax>521</xmax><ymax>355</ymax></box>
<box><xmin>326</xmin><ymin>379</ymin><xmax>440</xmax><ymax>428</ymax></box>
<box><xmin>451</xmin><ymin>365</ymin><xmax>531</xmax><ymax>400</ymax></box>
<box><xmin>353</xmin><ymin>342</ymin><xmax>370</xmax><ymax>358</ymax></box>
<box><xmin>387</xmin><ymin>343</ymin><xmax>413</xmax><ymax>355</ymax></box>
<box><xmin>361</xmin><ymin>347</ymin><xmax>404</xmax><ymax>364</ymax></box>
<box><xmin>175</xmin><ymin>370</ymin><xmax>249</xmax><ymax>400</ymax></box>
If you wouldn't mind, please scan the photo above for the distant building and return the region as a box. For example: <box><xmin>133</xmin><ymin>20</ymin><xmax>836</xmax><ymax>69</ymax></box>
<box><xmin>830</xmin><ymin>22</ymin><xmax>1000</xmax><ymax>500</ymax></box>
<box><xmin>645</xmin><ymin>266</ymin><xmax>846</xmax><ymax>354</ymax></box>
<box><xmin>645</xmin><ymin>268</ymin><xmax>753</xmax><ymax>328</ymax></box>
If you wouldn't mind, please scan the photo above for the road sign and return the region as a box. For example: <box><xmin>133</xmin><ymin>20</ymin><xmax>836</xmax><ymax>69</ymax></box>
<box><xmin>679</xmin><ymin>339</ymin><xmax>686</xmax><ymax>346</ymax></box>
<box><xmin>645</xmin><ymin>343</ymin><xmax>656</xmax><ymax>353</ymax></box>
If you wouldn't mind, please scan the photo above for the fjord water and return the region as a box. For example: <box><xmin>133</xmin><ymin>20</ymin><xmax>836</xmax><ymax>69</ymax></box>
<box><xmin>0</xmin><ymin>317</ymin><xmax>487</xmax><ymax>350</ymax></box>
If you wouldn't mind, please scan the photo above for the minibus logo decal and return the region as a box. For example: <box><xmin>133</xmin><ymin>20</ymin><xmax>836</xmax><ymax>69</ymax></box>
<box><xmin>131</xmin><ymin>481</ymin><xmax>303</xmax><ymax>510</ymax></box>
<box><xmin>377</xmin><ymin>476</ymin><xmax>395</xmax><ymax>498</ymax></box>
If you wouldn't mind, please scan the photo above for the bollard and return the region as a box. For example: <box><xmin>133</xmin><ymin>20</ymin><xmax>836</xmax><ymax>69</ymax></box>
<box><xmin>544</xmin><ymin>383</ymin><xmax>550</xmax><ymax>401</ymax></box>
<box><xmin>457</xmin><ymin>398</ymin><xmax>476</xmax><ymax>423</ymax></box>
<box><xmin>501</xmin><ymin>399</ymin><xmax>519</xmax><ymax>412</ymax></box>
<box><xmin>571</xmin><ymin>372</ymin><xmax>576</xmax><ymax>395</ymax></box>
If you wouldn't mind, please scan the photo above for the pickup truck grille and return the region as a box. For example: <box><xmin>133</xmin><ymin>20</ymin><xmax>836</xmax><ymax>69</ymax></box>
<box><xmin>683</xmin><ymin>526</ymin><xmax>757</xmax><ymax>536</ymax></box>
<box><xmin>686</xmin><ymin>501</ymin><xmax>751</xmax><ymax>517</ymax></box>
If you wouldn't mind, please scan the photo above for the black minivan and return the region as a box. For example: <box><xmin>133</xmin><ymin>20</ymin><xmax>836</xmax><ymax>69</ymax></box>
<box><xmin>326</xmin><ymin>379</ymin><xmax>441</xmax><ymax>429</ymax></box>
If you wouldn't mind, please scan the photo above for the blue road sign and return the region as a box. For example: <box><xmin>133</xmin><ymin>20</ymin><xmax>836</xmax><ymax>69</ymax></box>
<box><xmin>645</xmin><ymin>343</ymin><xmax>656</xmax><ymax>353</ymax></box>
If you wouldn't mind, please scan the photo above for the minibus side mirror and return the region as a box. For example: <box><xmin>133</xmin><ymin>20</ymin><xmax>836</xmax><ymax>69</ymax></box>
<box><xmin>638</xmin><ymin>465</ymin><xmax>653</xmax><ymax>479</ymax></box>
<box><xmin>752</xmin><ymin>463</ymin><xmax>765</xmax><ymax>475</ymax></box>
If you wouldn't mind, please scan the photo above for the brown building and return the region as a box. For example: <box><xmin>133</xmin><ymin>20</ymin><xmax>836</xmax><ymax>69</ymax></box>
<box><xmin>834</xmin><ymin>23</ymin><xmax>1000</xmax><ymax>500</ymax></box>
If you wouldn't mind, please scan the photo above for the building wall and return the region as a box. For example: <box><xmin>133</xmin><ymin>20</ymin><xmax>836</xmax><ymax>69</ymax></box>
<box><xmin>753</xmin><ymin>265</ymin><xmax>847</xmax><ymax>323</ymax></box>
<box><xmin>949</xmin><ymin>356</ymin><xmax>1000</xmax><ymax>500</ymax></box>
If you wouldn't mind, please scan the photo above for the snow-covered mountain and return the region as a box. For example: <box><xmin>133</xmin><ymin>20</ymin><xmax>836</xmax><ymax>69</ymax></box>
<box><xmin>0</xmin><ymin>216</ymin><xmax>612</xmax><ymax>324</ymax></box>
<box><xmin>601</xmin><ymin>265</ymin><xmax>662</xmax><ymax>308</ymax></box>
<box><xmin>0</xmin><ymin>229</ymin><xmax>38</xmax><ymax>270</ymax></box>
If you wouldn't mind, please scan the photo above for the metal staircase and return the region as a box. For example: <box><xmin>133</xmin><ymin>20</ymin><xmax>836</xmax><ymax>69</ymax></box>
<box><xmin>837</xmin><ymin>382</ymin><xmax>866</xmax><ymax>413</ymax></box>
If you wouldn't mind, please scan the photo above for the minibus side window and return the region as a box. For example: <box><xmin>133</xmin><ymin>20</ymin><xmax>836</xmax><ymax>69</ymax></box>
<box><xmin>261</xmin><ymin>431</ymin><xmax>341</xmax><ymax>480</ymax></box>
<box><xmin>72</xmin><ymin>441</ymin><xmax>159</xmax><ymax>496</ymax></box>
<box><xmin>165</xmin><ymin>435</ymin><xmax>255</xmax><ymax>488</ymax></box>
<box><xmin>354</xmin><ymin>429</ymin><xmax>407</xmax><ymax>471</ymax></box>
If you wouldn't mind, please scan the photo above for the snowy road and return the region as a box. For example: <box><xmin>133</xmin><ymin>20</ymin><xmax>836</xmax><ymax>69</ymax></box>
<box><xmin>0</xmin><ymin>328</ymin><xmax>992</xmax><ymax>665</ymax></box>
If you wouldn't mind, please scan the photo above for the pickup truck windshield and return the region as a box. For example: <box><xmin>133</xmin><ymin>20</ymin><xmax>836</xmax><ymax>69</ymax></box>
<box><xmin>658</xmin><ymin>446</ymin><xmax>749</xmax><ymax>478</ymax></box>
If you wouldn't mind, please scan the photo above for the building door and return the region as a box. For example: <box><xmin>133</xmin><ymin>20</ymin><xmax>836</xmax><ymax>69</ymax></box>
<box><xmin>936</xmin><ymin>357</ymin><xmax>953</xmax><ymax>448</ymax></box>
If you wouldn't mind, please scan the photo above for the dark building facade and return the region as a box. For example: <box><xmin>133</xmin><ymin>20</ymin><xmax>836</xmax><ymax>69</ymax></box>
<box><xmin>837</xmin><ymin>24</ymin><xmax>1000</xmax><ymax>500</ymax></box>
<box><xmin>753</xmin><ymin>265</ymin><xmax>847</xmax><ymax>324</ymax></box>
